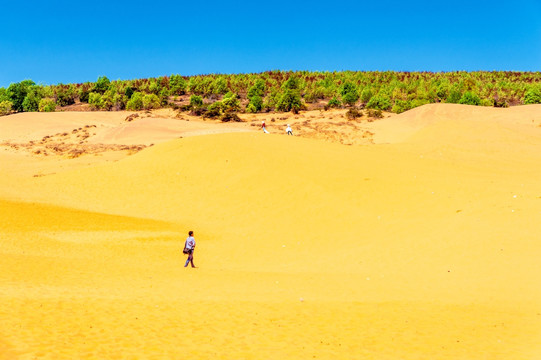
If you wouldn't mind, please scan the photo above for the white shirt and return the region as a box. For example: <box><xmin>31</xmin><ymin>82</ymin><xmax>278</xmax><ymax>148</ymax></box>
<box><xmin>185</xmin><ymin>236</ymin><xmax>195</xmax><ymax>250</ymax></box>
<box><xmin>286</xmin><ymin>125</ymin><xmax>292</xmax><ymax>133</ymax></box>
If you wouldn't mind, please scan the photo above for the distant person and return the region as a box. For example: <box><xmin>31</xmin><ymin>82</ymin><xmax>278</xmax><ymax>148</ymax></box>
<box><xmin>286</xmin><ymin>124</ymin><xmax>293</xmax><ymax>135</ymax></box>
<box><xmin>183</xmin><ymin>231</ymin><xmax>196</xmax><ymax>268</ymax></box>
<box><xmin>262</xmin><ymin>120</ymin><xmax>269</xmax><ymax>134</ymax></box>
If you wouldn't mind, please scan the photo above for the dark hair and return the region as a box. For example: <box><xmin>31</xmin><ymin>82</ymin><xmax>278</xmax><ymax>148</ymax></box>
<box><xmin>188</xmin><ymin>231</ymin><xmax>193</xmax><ymax>236</ymax></box>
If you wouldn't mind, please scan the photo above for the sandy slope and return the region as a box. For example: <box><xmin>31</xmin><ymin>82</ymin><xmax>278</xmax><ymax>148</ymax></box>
<box><xmin>1</xmin><ymin>104</ymin><xmax>541</xmax><ymax>359</ymax></box>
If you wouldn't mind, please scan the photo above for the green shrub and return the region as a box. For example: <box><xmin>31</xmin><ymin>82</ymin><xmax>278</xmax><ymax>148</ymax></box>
<box><xmin>169</xmin><ymin>75</ymin><xmax>187</xmax><ymax>95</ymax></box>
<box><xmin>0</xmin><ymin>100</ymin><xmax>13</xmax><ymax>115</ymax></box>
<box><xmin>0</xmin><ymin>88</ymin><xmax>8</xmax><ymax>103</ymax></box>
<box><xmin>220</xmin><ymin>110</ymin><xmax>241</xmax><ymax>122</ymax></box>
<box><xmin>222</xmin><ymin>92</ymin><xmax>241</xmax><ymax>112</ymax></box>
<box><xmin>410</xmin><ymin>99</ymin><xmax>431</xmax><ymax>108</ymax></box>
<box><xmin>112</xmin><ymin>93</ymin><xmax>127</xmax><ymax>111</ymax></box>
<box><xmin>205</xmin><ymin>101</ymin><xmax>223</xmax><ymax>118</ymax></box>
<box><xmin>340</xmin><ymin>82</ymin><xmax>359</xmax><ymax>106</ymax></box>
<box><xmin>326</xmin><ymin>97</ymin><xmax>341</xmax><ymax>109</ymax></box>
<box><xmin>304</xmin><ymin>86</ymin><xmax>325</xmax><ymax>103</ymax></box>
<box><xmin>247</xmin><ymin>79</ymin><xmax>266</xmax><ymax>98</ymax></box>
<box><xmin>22</xmin><ymin>86</ymin><xmax>43</xmax><ymax>112</ymax></box>
<box><xmin>124</xmin><ymin>87</ymin><xmax>135</xmax><ymax>99</ymax></box>
<box><xmin>447</xmin><ymin>87</ymin><xmax>462</xmax><ymax>103</ymax></box>
<box><xmin>360</xmin><ymin>88</ymin><xmax>373</xmax><ymax>103</ymax></box>
<box><xmin>78</xmin><ymin>86</ymin><xmax>91</xmax><ymax>103</ymax></box>
<box><xmin>276</xmin><ymin>89</ymin><xmax>302</xmax><ymax>113</ymax></box>
<box><xmin>148</xmin><ymin>80</ymin><xmax>161</xmax><ymax>95</ymax></box>
<box><xmin>212</xmin><ymin>77</ymin><xmax>228</xmax><ymax>95</ymax></box>
<box><xmin>263</xmin><ymin>90</ymin><xmax>280</xmax><ymax>111</ymax></box>
<box><xmin>282</xmin><ymin>76</ymin><xmax>301</xmax><ymax>90</ymax></box>
<box><xmin>524</xmin><ymin>87</ymin><xmax>541</xmax><ymax>104</ymax></box>
<box><xmin>38</xmin><ymin>98</ymin><xmax>56</xmax><ymax>112</ymax></box>
<box><xmin>247</xmin><ymin>95</ymin><xmax>263</xmax><ymax>112</ymax></box>
<box><xmin>366</xmin><ymin>95</ymin><xmax>391</xmax><ymax>110</ymax></box>
<box><xmin>88</xmin><ymin>92</ymin><xmax>103</xmax><ymax>110</ymax></box>
<box><xmin>93</xmin><ymin>76</ymin><xmax>111</xmax><ymax>94</ymax></box>
<box><xmin>391</xmin><ymin>99</ymin><xmax>412</xmax><ymax>114</ymax></box>
<box><xmin>143</xmin><ymin>94</ymin><xmax>160</xmax><ymax>109</ymax></box>
<box><xmin>436</xmin><ymin>83</ymin><xmax>449</xmax><ymax>100</ymax></box>
<box><xmin>459</xmin><ymin>91</ymin><xmax>481</xmax><ymax>106</ymax></box>
<box><xmin>126</xmin><ymin>92</ymin><xmax>144</xmax><ymax>110</ymax></box>
<box><xmin>55</xmin><ymin>85</ymin><xmax>76</xmax><ymax>106</ymax></box>
<box><xmin>189</xmin><ymin>95</ymin><xmax>203</xmax><ymax>108</ymax></box>
<box><xmin>188</xmin><ymin>76</ymin><xmax>213</xmax><ymax>96</ymax></box>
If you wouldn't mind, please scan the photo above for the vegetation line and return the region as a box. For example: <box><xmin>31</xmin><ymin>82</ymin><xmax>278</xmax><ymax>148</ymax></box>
<box><xmin>1</xmin><ymin>71</ymin><xmax>540</xmax><ymax>119</ymax></box>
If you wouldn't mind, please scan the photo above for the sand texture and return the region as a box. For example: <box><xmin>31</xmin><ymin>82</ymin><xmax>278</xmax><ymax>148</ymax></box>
<box><xmin>1</xmin><ymin>104</ymin><xmax>541</xmax><ymax>359</ymax></box>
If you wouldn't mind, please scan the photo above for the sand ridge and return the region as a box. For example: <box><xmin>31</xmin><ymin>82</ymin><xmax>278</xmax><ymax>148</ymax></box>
<box><xmin>1</xmin><ymin>104</ymin><xmax>541</xmax><ymax>359</ymax></box>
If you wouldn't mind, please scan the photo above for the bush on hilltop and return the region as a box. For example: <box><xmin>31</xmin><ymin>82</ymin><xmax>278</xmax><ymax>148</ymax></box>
<box><xmin>0</xmin><ymin>100</ymin><xmax>13</xmax><ymax>115</ymax></box>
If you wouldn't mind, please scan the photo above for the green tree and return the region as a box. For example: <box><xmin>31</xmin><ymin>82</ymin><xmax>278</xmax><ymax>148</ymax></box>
<box><xmin>360</xmin><ymin>87</ymin><xmax>374</xmax><ymax>103</ymax></box>
<box><xmin>143</xmin><ymin>94</ymin><xmax>160</xmax><ymax>109</ymax></box>
<box><xmin>246</xmin><ymin>95</ymin><xmax>263</xmax><ymax>112</ymax></box>
<box><xmin>148</xmin><ymin>79</ymin><xmax>161</xmax><ymax>95</ymax></box>
<box><xmin>112</xmin><ymin>93</ymin><xmax>127</xmax><ymax>111</ymax></box>
<box><xmin>88</xmin><ymin>92</ymin><xmax>104</xmax><ymax>110</ymax></box>
<box><xmin>92</xmin><ymin>76</ymin><xmax>111</xmax><ymax>94</ymax></box>
<box><xmin>78</xmin><ymin>85</ymin><xmax>91</xmax><ymax>103</ymax></box>
<box><xmin>282</xmin><ymin>76</ymin><xmax>301</xmax><ymax>91</ymax></box>
<box><xmin>126</xmin><ymin>92</ymin><xmax>144</xmax><ymax>110</ymax></box>
<box><xmin>0</xmin><ymin>88</ymin><xmax>8</xmax><ymax>102</ymax></box>
<box><xmin>436</xmin><ymin>83</ymin><xmax>449</xmax><ymax>100</ymax></box>
<box><xmin>212</xmin><ymin>77</ymin><xmax>228</xmax><ymax>95</ymax></box>
<box><xmin>55</xmin><ymin>85</ymin><xmax>76</xmax><ymax>106</ymax></box>
<box><xmin>276</xmin><ymin>89</ymin><xmax>302</xmax><ymax>113</ymax></box>
<box><xmin>446</xmin><ymin>86</ymin><xmax>462</xmax><ymax>104</ymax></box>
<box><xmin>124</xmin><ymin>86</ymin><xmax>135</xmax><ymax>99</ymax></box>
<box><xmin>247</xmin><ymin>79</ymin><xmax>266</xmax><ymax>98</ymax></box>
<box><xmin>22</xmin><ymin>85</ymin><xmax>43</xmax><ymax>112</ymax></box>
<box><xmin>38</xmin><ymin>98</ymin><xmax>56</xmax><ymax>112</ymax></box>
<box><xmin>169</xmin><ymin>74</ymin><xmax>187</xmax><ymax>95</ymax></box>
<box><xmin>100</xmin><ymin>91</ymin><xmax>114</xmax><ymax>110</ymax></box>
<box><xmin>7</xmin><ymin>80</ymin><xmax>35</xmax><ymax>111</ymax></box>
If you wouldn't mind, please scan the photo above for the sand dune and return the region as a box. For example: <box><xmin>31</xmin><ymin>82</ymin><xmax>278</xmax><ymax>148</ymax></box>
<box><xmin>1</xmin><ymin>104</ymin><xmax>541</xmax><ymax>359</ymax></box>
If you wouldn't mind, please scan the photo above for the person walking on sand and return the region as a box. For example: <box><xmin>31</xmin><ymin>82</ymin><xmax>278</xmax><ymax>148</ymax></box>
<box><xmin>286</xmin><ymin>124</ymin><xmax>293</xmax><ymax>135</ymax></box>
<box><xmin>183</xmin><ymin>231</ymin><xmax>196</xmax><ymax>268</ymax></box>
<box><xmin>262</xmin><ymin>120</ymin><xmax>269</xmax><ymax>134</ymax></box>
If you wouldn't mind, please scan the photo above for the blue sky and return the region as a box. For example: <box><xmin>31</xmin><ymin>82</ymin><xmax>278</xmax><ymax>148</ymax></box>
<box><xmin>1</xmin><ymin>0</ymin><xmax>540</xmax><ymax>87</ymax></box>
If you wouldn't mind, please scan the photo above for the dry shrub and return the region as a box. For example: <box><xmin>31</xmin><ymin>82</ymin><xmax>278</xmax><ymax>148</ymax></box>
<box><xmin>367</xmin><ymin>109</ymin><xmax>383</xmax><ymax>119</ymax></box>
<box><xmin>345</xmin><ymin>107</ymin><xmax>363</xmax><ymax>120</ymax></box>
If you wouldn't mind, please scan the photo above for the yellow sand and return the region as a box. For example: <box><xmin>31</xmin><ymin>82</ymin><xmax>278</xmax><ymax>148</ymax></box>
<box><xmin>1</xmin><ymin>104</ymin><xmax>541</xmax><ymax>359</ymax></box>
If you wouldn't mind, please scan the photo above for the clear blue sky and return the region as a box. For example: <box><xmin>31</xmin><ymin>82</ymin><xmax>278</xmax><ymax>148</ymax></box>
<box><xmin>1</xmin><ymin>0</ymin><xmax>540</xmax><ymax>87</ymax></box>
